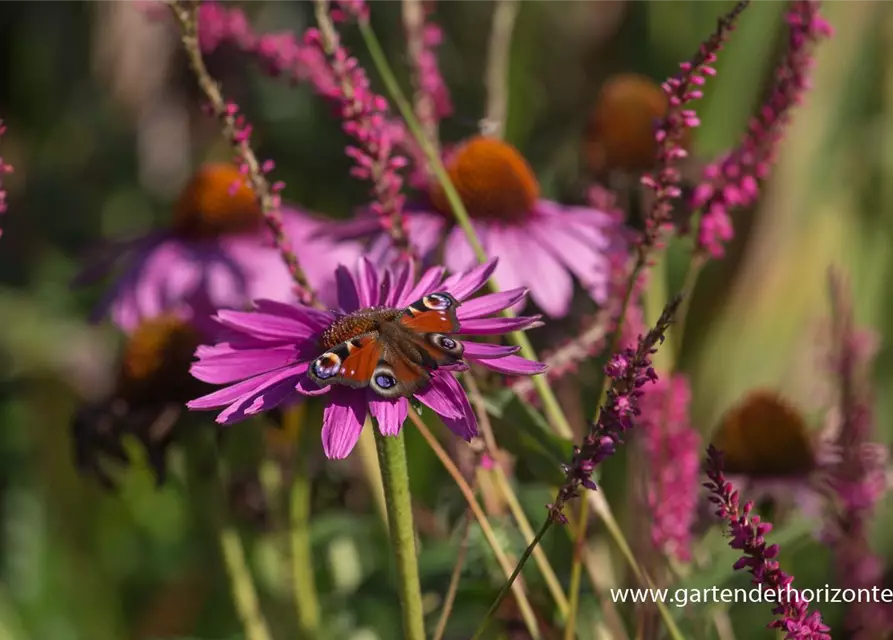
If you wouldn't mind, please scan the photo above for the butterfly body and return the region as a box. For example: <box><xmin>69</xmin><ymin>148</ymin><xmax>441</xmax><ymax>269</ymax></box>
<box><xmin>309</xmin><ymin>292</ymin><xmax>465</xmax><ymax>399</ymax></box>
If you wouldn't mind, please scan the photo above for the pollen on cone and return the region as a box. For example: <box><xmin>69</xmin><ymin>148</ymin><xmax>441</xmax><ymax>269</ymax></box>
<box><xmin>429</xmin><ymin>136</ymin><xmax>539</xmax><ymax>222</ymax></box>
<box><xmin>173</xmin><ymin>163</ymin><xmax>262</xmax><ymax>238</ymax></box>
<box><xmin>711</xmin><ymin>389</ymin><xmax>816</xmax><ymax>477</ymax></box>
<box><xmin>116</xmin><ymin>315</ymin><xmax>203</xmax><ymax>406</ymax></box>
<box><xmin>584</xmin><ymin>73</ymin><xmax>690</xmax><ymax>175</ymax></box>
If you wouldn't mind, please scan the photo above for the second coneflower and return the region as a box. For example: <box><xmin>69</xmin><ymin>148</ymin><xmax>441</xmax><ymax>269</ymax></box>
<box><xmin>76</xmin><ymin>162</ymin><xmax>361</xmax><ymax>331</ymax></box>
<box><xmin>188</xmin><ymin>257</ymin><xmax>546</xmax><ymax>458</ymax></box>
<box><xmin>324</xmin><ymin>136</ymin><xmax>616</xmax><ymax>319</ymax></box>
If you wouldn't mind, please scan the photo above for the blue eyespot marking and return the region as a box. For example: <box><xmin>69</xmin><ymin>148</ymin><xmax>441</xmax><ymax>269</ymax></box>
<box><xmin>423</xmin><ymin>293</ymin><xmax>452</xmax><ymax>311</ymax></box>
<box><xmin>440</xmin><ymin>337</ymin><xmax>457</xmax><ymax>349</ymax></box>
<box><xmin>313</xmin><ymin>354</ymin><xmax>341</xmax><ymax>379</ymax></box>
<box><xmin>375</xmin><ymin>374</ymin><xmax>397</xmax><ymax>389</ymax></box>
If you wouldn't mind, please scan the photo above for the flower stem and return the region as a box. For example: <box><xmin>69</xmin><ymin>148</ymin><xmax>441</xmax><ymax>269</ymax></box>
<box><xmin>562</xmin><ymin>498</ymin><xmax>589</xmax><ymax>640</ymax></box>
<box><xmin>483</xmin><ymin>0</ymin><xmax>520</xmax><ymax>138</ymax></box>
<box><xmin>358</xmin><ymin>20</ymin><xmax>573</xmax><ymax>440</ymax></box>
<box><xmin>285</xmin><ymin>408</ymin><xmax>321</xmax><ymax>639</ymax></box>
<box><xmin>373</xmin><ymin>429</ymin><xmax>426</xmax><ymax>640</ymax></box>
<box><xmin>218</xmin><ymin>527</ymin><xmax>274</xmax><ymax>640</ymax></box>
<box><xmin>409</xmin><ymin>411</ymin><xmax>542</xmax><ymax>640</ymax></box>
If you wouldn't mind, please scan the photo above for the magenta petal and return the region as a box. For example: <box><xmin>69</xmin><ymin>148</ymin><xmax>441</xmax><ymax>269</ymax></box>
<box><xmin>401</xmin><ymin>266</ymin><xmax>446</xmax><ymax>305</ymax></box>
<box><xmin>426</xmin><ymin>373</ymin><xmax>478</xmax><ymax>441</ymax></box>
<box><xmin>191</xmin><ymin>346</ymin><xmax>300</xmax><ymax>384</ymax></box>
<box><xmin>252</xmin><ymin>300</ymin><xmax>334</xmax><ymax>332</ymax></box>
<box><xmin>459</xmin><ymin>315</ymin><xmax>543</xmax><ymax>335</ymax></box>
<box><xmin>369</xmin><ymin>395</ymin><xmax>409</xmax><ymax>436</ymax></box>
<box><xmin>321</xmin><ymin>388</ymin><xmax>368</xmax><ymax>459</ymax></box>
<box><xmin>388</xmin><ymin>260</ymin><xmax>415</xmax><ymax>306</ymax></box>
<box><xmin>442</xmin><ymin>259</ymin><xmax>498</xmax><ymax>301</ymax></box>
<box><xmin>355</xmin><ymin>257</ymin><xmax>380</xmax><ymax>307</ymax></box>
<box><xmin>188</xmin><ymin>364</ymin><xmax>307</xmax><ymax>410</ymax></box>
<box><xmin>442</xmin><ymin>225</ymin><xmax>480</xmax><ymax>277</ymax></box>
<box><xmin>414</xmin><ymin>374</ymin><xmax>464</xmax><ymax>419</ymax></box>
<box><xmin>335</xmin><ymin>265</ymin><xmax>361</xmax><ymax>312</ymax></box>
<box><xmin>457</xmin><ymin>287</ymin><xmax>526</xmax><ymax>320</ymax></box>
<box><xmin>461</xmin><ymin>342</ymin><xmax>521</xmax><ymax>359</ymax></box>
<box><xmin>215</xmin><ymin>310</ymin><xmax>316</xmax><ymax>341</ymax></box>
<box><xmin>475</xmin><ymin>354</ymin><xmax>547</xmax><ymax>375</ymax></box>
<box><xmin>212</xmin><ymin>366</ymin><xmax>308</xmax><ymax>424</ymax></box>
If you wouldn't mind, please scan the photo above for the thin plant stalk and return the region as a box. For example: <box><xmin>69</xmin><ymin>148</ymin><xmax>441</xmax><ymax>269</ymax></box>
<box><xmin>357</xmin><ymin>418</ymin><xmax>389</xmax><ymax>525</ymax></box>
<box><xmin>483</xmin><ymin>0</ymin><xmax>520</xmax><ymax>138</ymax></box>
<box><xmin>432</xmin><ymin>511</ymin><xmax>474</xmax><ymax>640</ymax></box>
<box><xmin>283</xmin><ymin>407</ymin><xmax>322</xmax><ymax>638</ymax></box>
<box><xmin>218</xmin><ymin>527</ymin><xmax>274</xmax><ymax>640</ymax></box>
<box><xmin>465</xmin><ymin>373</ymin><xmax>569</xmax><ymax>617</ymax></box>
<box><xmin>562</xmin><ymin>497</ymin><xmax>589</xmax><ymax>640</ymax></box>
<box><xmin>373</xmin><ymin>429</ymin><xmax>426</xmax><ymax>640</ymax></box>
<box><xmin>408</xmin><ymin>411</ymin><xmax>542</xmax><ymax>640</ymax></box>
<box><xmin>358</xmin><ymin>20</ymin><xmax>573</xmax><ymax>441</ymax></box>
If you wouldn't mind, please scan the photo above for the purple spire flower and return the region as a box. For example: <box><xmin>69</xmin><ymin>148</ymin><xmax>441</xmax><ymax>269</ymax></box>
<box><xmin>691</xmin><ymin>0</ymin><xmax>832</xmax><ymax>258</ymax></box>
<box><xmin>323</xmin><ymin>136</ymin><xmax>616</xmax><ymax>319</ymax></box>
<box><xmin>75</xmin><ymin>163</ymin><xmax>361</xmax><ymax>332</ymax></box>
<box><xmin>823</xmin><ymin>270</ymin><xmax>893</xmax><ymax>637</ymax></box>
<box><xmin>638</xmin><ymin>375</ymin><xmax>700</xmax><ymax>562</ymax></box>
<box><xmin>704</xmin><ymin>446</ymin><xmax>831</xmax><ymax>639</ymax></box>
<box><xmin>548</xmin><ymin>297</ymin><xmax>679</xmax><ymax>522</ymax></box>
<box><xmin>187</xmin><ymin>258</ymin><xmax>546</xmax><ymax>459</ymax></box>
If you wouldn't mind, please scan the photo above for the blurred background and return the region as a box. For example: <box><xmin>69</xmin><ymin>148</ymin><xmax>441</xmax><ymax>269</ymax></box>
<box><xmin>0</xmin><ymin>1</ymin><xmax>890</xmax><ymax>638</ymax></box>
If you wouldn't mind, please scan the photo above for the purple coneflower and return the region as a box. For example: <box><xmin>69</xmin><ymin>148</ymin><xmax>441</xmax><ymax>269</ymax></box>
<box><xmin>188</xmin><ymin>258</ymin><xmax>546</xmax><ymax>458</ymax></box>
<box><xmin>76</xmin><ymin>163</ymin><xmax>360</xmax><ymax>331</ymax></box>
<box><xmin>324</xmin><ymin>136</ymin><xmax>615</xmax><ymax>319</ymax></box>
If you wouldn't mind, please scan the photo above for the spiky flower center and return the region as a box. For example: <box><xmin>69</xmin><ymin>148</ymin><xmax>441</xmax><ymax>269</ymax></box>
<box><xmin>429</xmin><ymin>136</ymin><xmax>539</xmax><ymax>222</ymax></box>
<box><xmin>172</xmin><ymin>163</ymin><xmax>262</xmax><ymax>239</ymax></box>
<box><xmin>320</xmin><ymin>307</ymin><xmax>402</xmax><ymax>350</ymax></box>
<box><xmin>711</xmin><ymin>389</ymin><xmax>815</xmax><ymax>477</ymax></box>
<box><xmin>116</xmin><ymin>314</ymin><xmax>202</xmax><ymax>405</ymax></box>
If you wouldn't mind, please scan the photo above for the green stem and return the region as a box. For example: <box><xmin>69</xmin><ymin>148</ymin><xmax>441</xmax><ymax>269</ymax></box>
<box><xmin>373</xmin><ymin>429</ymin><xmax>426</xmax><ymax>640</ymax></box>
<box><xmin>358</xmin><ymin>20</ymin><xmax>573</xmax><ymax>441</ymax></box>
<box><xmin>562</xmin><ymin>498</ymin><xmax>589</xmax><ymax>640</ymax></box>
<box><xmin>290</xmin><ymin>457</ymin><xmax>321</xmax><ymax>637</ymax></box>
<box><xmin>218</xmin><ymin>528</ymin><xmax>274</xmax><ymax>640</ymax></box>
<box><xmin>672</xmin><ymin>251</ymin><xmax>707</xmax><ymax>363</ymax></box>
<box><xmin>471</xmin><ymin>518</ymin><xmax>552</xmax><ymax>640</ymax></box>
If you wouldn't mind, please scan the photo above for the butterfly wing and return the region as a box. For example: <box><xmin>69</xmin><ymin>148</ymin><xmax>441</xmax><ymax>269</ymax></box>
<box><xmin>397</xmin><ymin>292</ymin><xmax>465</xmax><ymax>367</ymax></box>
<box><xmin>308</xmin><ymin>333</ymin><xmax>383</xmax><ymax>390</ymax></box>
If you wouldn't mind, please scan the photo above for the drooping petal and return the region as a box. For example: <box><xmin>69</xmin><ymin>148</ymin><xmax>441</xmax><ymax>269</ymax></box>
<box><xmin>191</xmin><ymin>345</ymin><xmax>301</xmax><ymax>384</ymax></box>
<box><xmin>213</xmin><ymin>366</ymin><xmax>310</xmax><ymax>424</ymax></box>
<box><xmin>295</xmin><ymin>373</ymin><xmax>332</xmax><ymax>396</ymax></box>
<box><xmin>414</xmin><ymin>374</ymin><xmax>464</xmax><ymax>419</ymax></box>
<box><xmin>502</xmin><ymin>226</ymin><xmax>573</xmax><ymax>318</ymax></box>
<box><xmin>187</xmin><ymin>364</ymin><xmax>307</xmax><ymax>410</ymax></box>
<box><xmin>457</xmin><ymin>287</ymin><xmax>526</xmax><ymax>320</ymax></box>
<box><xmin>474</xmin><ymin>354</ymin><xmax>547</xmax><ymax>375</ymax></box>
<box><xmin>425</xmin><ymin>373</ymin><xmax>478</xmax><ymax>441</ymax></box>
<box><xmin>459</xmin><ymin>315</ymin><xmax>543</xmax><ymax>335</ymax></box>
<box><xmin>335</xmin><ymin>265</ymin><xmax>361</xmax><ymax>312</ymax></box>
<box><xmin>369</xmin><ymin>395</ymin><xmax>409</xmax><ymax>436</ymax></box>
<box><xmin>460</xmin><ymin>342</ymin><xmax>521</xmax><ymax>359</ymax></box>
<box><xmin>442</xmin><ymin>258</ymin><xmax>498</xmax><ymax>302</ymax></box>
<box><xmin>442</xmin><ymin>224</ymin><xmax>481</xmax><ymax>276</ymax></box>
<box><xmin>321</xmin><ymin>388</ymin><xmax>368</xmax><ymax>459</ymax></box>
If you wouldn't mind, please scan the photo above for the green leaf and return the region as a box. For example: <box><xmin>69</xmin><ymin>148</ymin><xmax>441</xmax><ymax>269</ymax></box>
<box><xmin>484</xmin><ymin>388</ymin><xmax>575</xmax><ymax>485</ymax></box>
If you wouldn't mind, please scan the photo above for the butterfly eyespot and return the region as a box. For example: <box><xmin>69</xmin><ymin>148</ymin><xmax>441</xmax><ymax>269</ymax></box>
<box><xmin>423</xmin><ymin>293</ymin><xmax>453</xmax><ymax>311</ymax></box>
<box><xmin>430</xmin><ymin>333</ymin><xmax>464</xmax><ymax>357</ymax></box>
<box><xmin>312</xmin><ymin>353</ymin><xmax>342</xmax><ymax>380</ymax></box>
<box><xmin>374</xmin><ymin>373</ymin><xmax>397</xmax><ymax>389</ymax></box>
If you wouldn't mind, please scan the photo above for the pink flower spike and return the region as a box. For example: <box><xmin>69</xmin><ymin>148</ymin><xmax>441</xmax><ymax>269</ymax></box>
<box><xmin>692</xmin><ymin>0</ymin><xmax>830</xmax><ymax>259</ymax></box>
<box><xmin>0</xmin><ymin>119</ymin><xmax>12</xmax><ymax>234</ymax></box>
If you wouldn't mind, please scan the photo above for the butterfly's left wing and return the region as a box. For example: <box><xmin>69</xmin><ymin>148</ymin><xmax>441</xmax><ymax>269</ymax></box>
<box><xmin>398</xmin><ymin>292</ymin><xmax>465</xmax><ymax>366</ymax></box>
<box><xmin>308</xmin><ymin>333</ymin><xmax>382</xmax><ymax>390</ymax></box>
